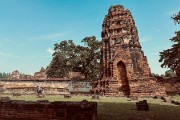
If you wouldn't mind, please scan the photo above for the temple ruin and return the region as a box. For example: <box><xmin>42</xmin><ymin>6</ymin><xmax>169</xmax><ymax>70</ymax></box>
<box><xmin>0</xmin><ymin>5</ymin><xmax>179</xmax><ymax>98</ymax></box>
<box><xmin>93</xmin><ymin>5</ymin><xmax>166</xmax><ymax>97</ymax></box>
<box><xmin>101</xmin><ymin>5</ymin><xmax>151</xmax><ymax>80</ymax></box>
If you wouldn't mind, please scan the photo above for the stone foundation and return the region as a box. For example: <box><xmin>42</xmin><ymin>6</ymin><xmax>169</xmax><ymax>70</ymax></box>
<box><xmin>93</xmin><ymin>77</ymin><xmax>180</xmax><ymax>97</ymax></box>
<box><xmin>93</xmin><ymin>77</ymin><xmax>166</xmax><ymax>97</ymax></box>
<box><xmin>0</xmin><ymin>98</ymin><xmax>97</xmax><ymax>120</ymax></box>
<box><xmin>0</xmin><ymin>78</ymin><xmax>179</xmax><ymax>97</ymax></box>
<box><xmin>0</xmin><ymin>79</ymin><xmax>92</xmax><ymax>95</ymax></box>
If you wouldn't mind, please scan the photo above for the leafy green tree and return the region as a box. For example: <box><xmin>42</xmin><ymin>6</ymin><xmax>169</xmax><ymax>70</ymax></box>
<box><xmin>46</xmin><ymin>54</ymin><xmax>70</xmax><ymax>78</ymax></box>
<box><xmin>46</xmin><ymin>36</ymin><xmax>101</xmax><ymax>79</ymax></box>
<box><xmin>172</xmin><ymin>12</ymin><xmax>180</xmax><ymax>24</ymax></box>
<box><xmin>0</xmin><ymin>72</ymin><xmax>11</xmax><ymax>78</ymax></box>
<box><xmin>2</xmin><ymin>72</ymin><xmax>6</xmax><ymax>78</ymax></box>
<box><xmin>159</xmin><ymin>12</ymin><xmax>180</xmax><ymax>76</ymax></box>
<box><xmin>0</xmin><ymin>73</ymin><xmax>2</xmax><ymax>78</ymax></box>
<box><xmin>165</xmin><ymin>70</ymin><xmax>176</xmax><ymax>77</ymax></box>
<box><xmin>46</xmin><ymin>40</ymin><xmax>82</xmax><ymax>78</ymax></box>
<box><xmin>80</xmin><ymin>36</ymin><xmax>101</xmax><ymax>78</ymax></box>
<box><xmin>160</xmin><ymin>74</ymin><xmax>165</xmax><ymax>78</ymax></box>
<box><xmin>151</xmin><ymin>73</ymin><xmax>160</xmax><ymax>77</ymax></box>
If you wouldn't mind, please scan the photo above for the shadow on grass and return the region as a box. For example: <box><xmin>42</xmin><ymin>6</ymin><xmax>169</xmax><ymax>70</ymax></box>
<box><xmin>3</xmin><ymin>94</ymin><xmax>180</xmax><ymax>120</ymax></box>
<box><xmin>97</xmin><ymin>102</ymin><xmax>180</xmax><ymax>120</ymax></box>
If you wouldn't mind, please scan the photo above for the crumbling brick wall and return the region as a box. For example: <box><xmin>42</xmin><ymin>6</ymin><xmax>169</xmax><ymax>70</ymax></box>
<box><xmin>0</xmin><ymin>99</ymin><xmax>97</xmax><ymax>120</ymax></box>
<box><xmin>157</xmin><ymin>77</ymin><xmax>180</xmax><ymax>95</ymax></box>
<box><xmin>129</xmin><ymin>77</ymin><xmax>166</xmax><ymax>97</ymax></box>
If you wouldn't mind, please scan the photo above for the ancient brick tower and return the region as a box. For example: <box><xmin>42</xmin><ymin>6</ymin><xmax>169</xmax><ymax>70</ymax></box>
<box><xmin>93</xmin><ymin>5</ymin><xmax>164</xmax><ymax>97</ymax></box>
<box><xmin>101</xmin><ymin>5</ymin><xmax>150</xmax><ymax>80</ymax></box>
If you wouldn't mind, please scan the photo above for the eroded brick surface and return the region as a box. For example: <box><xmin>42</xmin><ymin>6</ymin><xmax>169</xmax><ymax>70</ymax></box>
<box><xmin>93</xmin><ymin>5</ymin><xmax>166</xmax><ymax>97</ymax></box>
<box><xmin>0</xmin><ymin>98</ymin><xmax>97</xmax><ymax>120</ymax></box>
<box><xmin>101</xmin><ymin>5</ymin><xmax>150</xmax><ymax>79</ymax></box>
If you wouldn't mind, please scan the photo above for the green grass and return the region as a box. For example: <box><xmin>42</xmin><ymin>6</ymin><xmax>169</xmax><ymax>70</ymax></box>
<box><xmin>97</xmin><ymin>101</ymin><xmax>180</xmax><ymax>120</ymax></box>
<box><xmin>172</xmin><ymin>94</ymin><xmax>180</xmax><ymax>102</ymax></box>
<box><xmin>1</xmin><ymin>94</ymin><xmax>180</xmax><ymax>120</ymax></box>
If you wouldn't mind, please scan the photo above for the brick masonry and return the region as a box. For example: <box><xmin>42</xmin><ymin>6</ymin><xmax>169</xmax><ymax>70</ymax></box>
<box><xmin>93</xmin><ymin>5</ymin><xmax>167</xmax><ymax>97</ymax></box>
<box><xmin>0</xmin><ymin>98</ymin><xmax>97</xmax><ymax>120</ymax></box>
<box><xmin>0</xmin><ymin>78</ymin><xmax>179</xmax><ymax>97</ymax></box>
<box><xmin>157</xmin><ymin>77</ymin><xmax>180</xmax><ymax>95</ymax></box>
<box><xmin>101</xmin><ymin>5</ymin><xmax>150</xmax><ymax>79</ymax></box>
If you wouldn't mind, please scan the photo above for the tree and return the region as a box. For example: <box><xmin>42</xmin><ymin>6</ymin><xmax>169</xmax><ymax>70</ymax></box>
<box><xmin>47</xmin><ymin>40</ymin><xmax>80</xmax><ymax>78</ymax></box>
<box><xmin>151</xmin><ymin>73</ymin><xmax>160</xmax><ymax>77</ymax></box>
<box><xmin>172</xmin><ymin>12</ymin><xmax>180</xmax><ymax>24</ymax></box>
<box><xmin>46</xmin><ymin>53</ymin><xmax>70</xmax><ymax>78</ymax></box>
<box><xmin>0</xmin><ymin>73</ymin><xmax>2</xmax><ymax>78</ymax></box>
<box><xmin>79</xmin><ymin>36</ymin><xmax>101</xmax><ymax>78</ymax></box>
<box><xmin>2</xmin><ymin>72</ymin><xmax>6</xmax><ymax>78</ymax></box>
<box><xmin>159</xmin><ymin>12</ymin><xmax>180</xmax><ymax>76</ymax></box>
<box><xmin>46</xmin><ymin>36</ymin><xmax>101</xmax><ymax>79</ymax></box>
<box><xmin>165</xmin><ymin>70</ymin><xmax>176</xmax><ymax>77</ymax></box>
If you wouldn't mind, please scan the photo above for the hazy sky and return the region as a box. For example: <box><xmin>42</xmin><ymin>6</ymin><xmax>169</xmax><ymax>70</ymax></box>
<box><xmin>0</xmin><ymin>0</ymin><xmax>180</xmax><ymax>75</ymax></box>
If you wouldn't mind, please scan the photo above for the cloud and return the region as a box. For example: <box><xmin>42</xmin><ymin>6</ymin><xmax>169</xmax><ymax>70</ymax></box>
<box><xmin>0</xmin><ymin>51</ymin><xmax>12</xmax><ymax>57</ymax></box>
<box><xmin>0</xmin><ymin>38</ymin><xmax>21</xmax><ymax>48</ymax></box>
<box><xmin>139</xmin><ymin>36</ymin><xmax>152</xmax><ymax>42</ymax></box>
<box><xmin>47</xmin><ymin>48</ymin><xmax>54</xmax><ymax>55</ymax></box>
<box><xmin>0</xmin><ymin>51</ymin><xmax>20</xmax><ymax>58</ymax></box>
<box><xmin>29</xmin><ymin>31</ymin><xmax>71</xmax><ymax>41</ymax></box>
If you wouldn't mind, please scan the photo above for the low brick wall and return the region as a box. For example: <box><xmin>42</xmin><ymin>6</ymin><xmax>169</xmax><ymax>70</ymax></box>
<box><xmin>0</xmin><ymin>98</ymin><xmax>97</xmax><ymax>120</ymax></box>
<box><xmin>129</xmin><ymin>77</ymin><xmax>166</xmax><ymax>97</ymax></box>
<box><xmin>157</xmin><ymin>77</ymin><xmax>180</xmax><ymax>95</ymax></box>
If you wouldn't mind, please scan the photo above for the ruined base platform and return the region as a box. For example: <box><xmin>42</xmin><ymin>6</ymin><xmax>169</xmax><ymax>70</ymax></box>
<box><xmin>0</xmin><ymin>97</ymin><xmax>97</xmax><ymax>120</ymax></box>
<box><xmin>93</xmin><ymin>77</ymin><xmax>167</xmax><ymax>97</ymax></box>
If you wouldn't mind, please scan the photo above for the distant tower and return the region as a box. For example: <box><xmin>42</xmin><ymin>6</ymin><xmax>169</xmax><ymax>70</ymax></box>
<box><xmin>101</xmin><ymin>5</ymin><xmax>151</xmax><ymax>80</ymax></box>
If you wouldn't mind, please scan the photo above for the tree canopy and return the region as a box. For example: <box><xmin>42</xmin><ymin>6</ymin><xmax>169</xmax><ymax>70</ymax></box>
<box><xmin>0</xmin><ymin>72</ymin><xmax>11</xmax><ymax>78</ymax></box>
<box><xmin>46</xmin><ymin>36</ymin><xmax>101</xmax><ymax>79</ymax></box>
<box><xmin>165</xmin><ymin>70</ymin><xmax>176</xmax><ymax>78</ymax></box>
<box><xmin>159</xmin><ymin>12</ymin><xmax>180</xmax><ymax>76</ymax></box>
<box><xmin>172</xmin><ymin>12</ymin><xmax>180</xmax><ymax>24</ymax></box>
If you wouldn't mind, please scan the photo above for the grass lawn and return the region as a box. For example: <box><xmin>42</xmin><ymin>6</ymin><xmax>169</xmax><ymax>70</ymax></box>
<box><xmin>1</xmin><ymin>94</ymin><xmax>180</xmax><ymax>120</ymax></box>
<box><xmin>172</xmin><ymin>94</ymin><xmax>180</xmax><ymax>102</ymax></box>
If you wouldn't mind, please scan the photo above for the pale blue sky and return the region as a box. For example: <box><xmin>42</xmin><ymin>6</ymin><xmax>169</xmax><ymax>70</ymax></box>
<box><xmin>0</xmin><ymin>0</ymin><xmax>180</xmax><ymax>75</ymax></box>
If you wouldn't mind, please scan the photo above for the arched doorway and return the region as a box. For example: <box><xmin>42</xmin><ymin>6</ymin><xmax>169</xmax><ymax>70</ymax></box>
<box><xmin>117</xmin><ymin>61</ymin><xmax>130</xmax><ymax>96</ymax></box>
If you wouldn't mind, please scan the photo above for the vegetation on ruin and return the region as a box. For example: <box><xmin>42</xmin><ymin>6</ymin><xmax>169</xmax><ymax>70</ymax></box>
<box><xmin>159</xmin><ymin>12</ymin><xmax>180</xmax><ymax>76</ymax></box>
<box><xmin>46</xmin><ymin>36</ymin><xmax>101</xmax><ymax>79</ymax></box>
<box><xmin>2</xmin><ymin>94</ymin><xmax>180</xmax><ymax>120</ymax></box>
